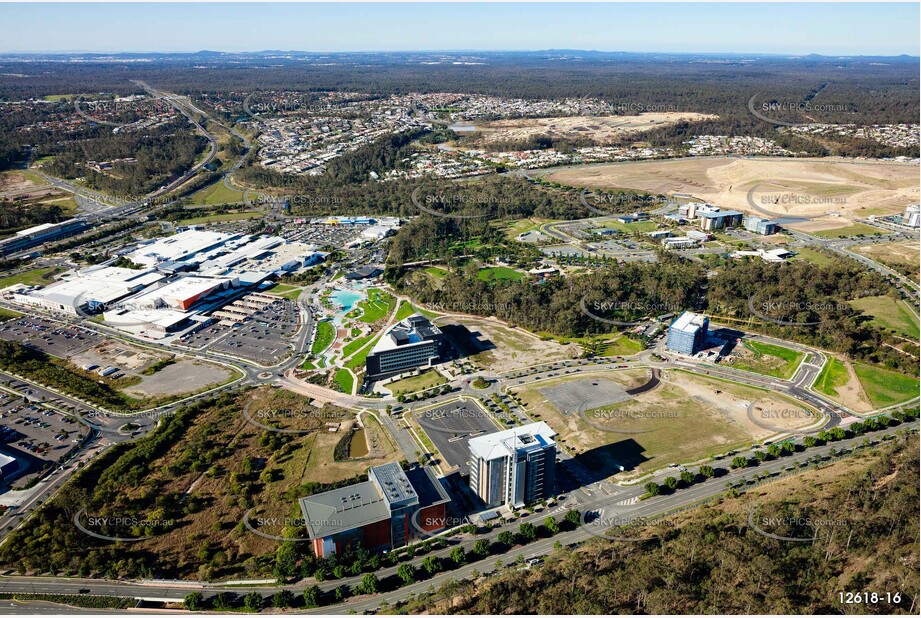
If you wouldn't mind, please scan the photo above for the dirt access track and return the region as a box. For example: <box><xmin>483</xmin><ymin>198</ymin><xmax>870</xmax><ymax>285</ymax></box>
<box><xmin>546</xmin><ymin>156</ymin><xmax>919</xmax><ymax>228</ymax></box>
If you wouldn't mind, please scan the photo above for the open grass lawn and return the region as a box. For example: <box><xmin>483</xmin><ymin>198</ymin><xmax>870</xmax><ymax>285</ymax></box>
<box><xmin>853</xmin><ymin>363</ymin><xmax>919</xmax><ymax>408</ymax></box>
<box><xmin>176</xmin><ymin>210</ymin><xmax>260</xmax><ymax>225</ymax></box>
<box><xmin>310</xmin><ymin>320</ymin><xmax>336</xmax><ymax>355</ymax></box>
<box><xmin>0</xmin><ymin>307</ymin><xmax>23</xmax><ymax>321</ymax></box>
<box><xmin>812</xmin><ymin>223</ymin><xmax>885</xmax><ymax>239</ymax></box>
<box><xmin>731</xmin><ymin>340</ymin><xmax>805</xmax><ymax>379</ymax></box>
<box><xmin>357</xmin><ymin>288</ymin><xmax>397</xmax><ymax>323</ymax></box>
<box><xmin>519</xmin><ymin>370</ymin><xmax>778</xmax><ymax>477</ymax></box>
<box><xmin>388</xmin><ymin>369</ymin><xmax>447</xmax><ymax>394</ymax></box>
<box><xmin>334</xmin><ymin>368</ymin><xmax>355</xmax><ymax>394</ymax></box>
<box><xmin>186</xmin><ymin>181</ymin><xmax>244</xmax><ymax>206</ymax></box>
<box><xmin>849</xmin><ymin>296</ymin><xmax>920</xmax><ymax>339</ymax></box>
<box><xmin>266</xmin><ymin>283</ymin><xmax>302</xmax><ymax>301</ymax></box>
<box><xmin>597</xmin><ymin>335</ymin><xmax>644</xmax><ymax>356</ymax></box>
<box><xmin>342</xmin><ymin>334</ymin><xmax>374</xmax><ymax>359</ymax></box>
<box><xmin>792</xmin><ymin>247</ymin><xmax>836</xmax><ymax>266</ymax></box>
<box><xmin>424</xmin><ymin>266</ymin><xmax>449</xmax><ymax>279</ymax></box>
<box><xmin>477</xmin><ymin>266</ymin><xmax>525</xmax><ymax>283</ymax></box>
<box><xmin>0</xmin><ymin>266</ymin><xmax>65</xmax><ymax>289</ymax></box>
<box><xmin>345</xmin><ymin>333</ymin><xmax>383</xmax><ymax>369</ymax></box>
<box><xmin>814</xmin><ymin>357</ymin><xmax>849</xmax><ymax>397</ymax></box>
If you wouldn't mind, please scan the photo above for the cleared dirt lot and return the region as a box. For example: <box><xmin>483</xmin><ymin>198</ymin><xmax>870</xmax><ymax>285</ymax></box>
<box><xmin>435</xmin><ymin>316</ymin><xmax>579</xmax><ymax>373</ymax></box>
<box><xmin>515</xmin><ymin>369</ymin><xmax>817</xmax><ymax>479</ymax></box>
<box><xmin>123</xmin><ymin>360</ymin><xmax>235</xmax><ymax>398</ymax></box>
<box><xmin>546</xmin><ymin>157</ymin><xmax>919</xmax><ymax>227</ymax></box>
<box><xmin>854</xmin><ymin>240</ymin><xmax>920</xmax><ymax>271</ymax></box>
<box><xmin>466</xmin><ymin>112</ymin><xmax>717</xmax><ymax>144</ymax></box>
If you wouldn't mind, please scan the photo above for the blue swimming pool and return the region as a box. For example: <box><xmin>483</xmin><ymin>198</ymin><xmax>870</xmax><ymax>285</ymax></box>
<box><xmin>330</xmin><ymin>289</ymin><xmax>363</xmax><ymax>313</ymax></box>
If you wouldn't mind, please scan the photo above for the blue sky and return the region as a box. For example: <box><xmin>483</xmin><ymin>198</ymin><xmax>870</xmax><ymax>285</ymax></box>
<box><xmin>2</xmin><ymin>3</ymin><xmax>918</xmax><ymax>56</ymax></box>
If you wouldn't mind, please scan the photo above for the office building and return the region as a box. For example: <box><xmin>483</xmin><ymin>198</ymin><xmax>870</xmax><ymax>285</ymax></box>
<box><xmin>468</xmin><ymin>422</ymin><xmax>557</xmax><ymax>509</ymax></box>
<box><xmin>744</xmin><ymin>216</ymin><xmax>777</xmax><ymax>235</ymax></box>
<box><xmin>365</xmin><ymin>314</ymin><xmax>442</xmax><ymax>377</ymax></box>
<box><xmin>666</xmin><ymin>311</ymin><xmax>709</xmax><ymax>355</ymax></box>
<box><xmin>903</xmin><ymin>204</ymin><xmax>920</xmax><ymax>228</ymax></box>
<box><xmin>699</xmin><ymin>209</ymin><xmax>744</xmax><ymax>231</ymax></box>
<box><xmin>299</xmin><ymin>463</ymin><xmax>450</xmax><ymax>558</ymax></box>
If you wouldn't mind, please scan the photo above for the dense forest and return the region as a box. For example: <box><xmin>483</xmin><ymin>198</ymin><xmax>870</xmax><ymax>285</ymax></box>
<box><xmin>399</xmin><ymin>432</ymin><xmax>919</xmax><ymax>615</ymax></box>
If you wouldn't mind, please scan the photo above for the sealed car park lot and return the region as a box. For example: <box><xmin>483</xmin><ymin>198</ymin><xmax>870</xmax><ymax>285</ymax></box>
<box><xmin>0</xmin><ymin>391</ymin><xmax>87</xmax><ymax>475</ymax></box>
<box><xmin>206</xmin><ymin>301</ymin><xmax>302</xmax><ymax>364</ymax></box>
<box><xmin>0</xmin><ymin>316</ymin><xmax>102</xmax><ymax>358</ymax></box>
<box><xmin>415</xmin><ymin>400</ymin><xmax>498</xmax><ymax>471</ymax></box>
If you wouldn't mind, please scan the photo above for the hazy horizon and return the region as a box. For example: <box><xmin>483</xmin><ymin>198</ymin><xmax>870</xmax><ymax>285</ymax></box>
<box><xmin>1</xmin><ymin>3</ymin><xmax>918</xmax><ymax>56</ymax></box>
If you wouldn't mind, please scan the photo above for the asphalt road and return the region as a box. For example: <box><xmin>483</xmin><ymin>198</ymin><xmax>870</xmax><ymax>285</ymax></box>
<box><xmin>0</xmin><ymin>419</ymin><xmax>913</xmax><ymax>613</ymax></box>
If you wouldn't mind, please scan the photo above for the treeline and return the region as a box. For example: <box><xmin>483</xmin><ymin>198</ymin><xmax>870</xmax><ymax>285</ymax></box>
<box><xmin>42</xmin><ymin>120</ymin><xmax>207</xmax><ymax>197</ymax></box>
<box><xmin>0</xmin><ymin>395</ymin><xmax>234</xmax><ymax>578</ymax></box>
<box><xmin>393</xmin><ymin>251</ymin><xmax>706</xmax><ymax>336</ymax></box>
<box><xmin>403</xmin><ymin>432</ymin><xmax>920</xmax><ymax>615</ymax></box>
<box><xmin>236</xmin><ymin>154</ymin><xmax>587</xmax><ymax>222</ymax></box>
<box><xmin>389</xmin><ymin>240</ymin><xmax>918</xmax><ymax>375</ymax></box>
<box><xmin>707</xmin><ymin>259</ymin><xmax>919</xmax><ymax>375</ymax></box>
<box><xmin>3</xmin><ymin>53</ymin><xmax>916</xmax><ymax>125</ymax></box>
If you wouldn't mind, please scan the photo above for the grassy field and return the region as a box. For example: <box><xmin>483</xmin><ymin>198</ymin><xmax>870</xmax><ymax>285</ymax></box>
<box><xmin>0</xmin><ymin>267</ymin><xmax>64</xmax><ymax>289</ymax></box>
<box><xmin>334</xmin><ymin>368</ymin><xmax>355</xmax><ymax>394</ymax></box>
<box><xmin>596</xmin><ymin>335</ymin><xmax>645</xmax><ymax>356</ymax></box>
<box><xmin>731</xmin><ymin>340</ymin><xmax>805</xmax><ymax>379</ymax></box>
<box><xmin>266</xmin><ymin>283</ymin><xmax>302</xmax><ymax>301</ymax></box>
<box><xmin>310</xmin><ymin>320</ymin><xmax>336</xmax><ymax>355</ymax></box>
<box><xmin>791</xmin><ymin>247</ymin><xmax>836</xmax><ymax>266</ymax></box>
<box><xmin>176</xmin><ymin>210</ymin><xmax>260</xmax><ymax>225</ymax></box>
<box><xmin>853</xmin><ymin>363</ymin><xmax>920</xmax><ymax>408</ymax></box>
<box><xmin>0</xmin><ymin>307</ymin><xmax>22</xmax><ymax>321</ymax></box>
<box><xmin>345</xmin><ymin>333</ymin><xmax>383</xmax><ymax>369</ymax></box>
<box><xmin>477</xmin><ymin>266</ymin><xmax>525</xmax><ymax>283</ymax></box>
<box><xmin>342</xmin><ymin>334</ymin><xmax>374</xmax><ymax>359</ymax></box>
<box><xmin>812</xmin><ymin>223</ymin><xmax>885</xmax><ymax>239</ymax></box>
<box><xmin>600</xmin><ymin>220</ymin><xmax>660</xmax><ymax>234</ymax></box>
<box><xmin>357</xmin><ymin>288</ymin><xmax>397</xmax><ymax>323</ymax></box>
<box><xmin>515</xmin><ymin>370</ymin><xmax>791</xmax><ymax>477</ymax></box>
<box><xmin>186</xmin><ymin>181</ymin><xmax>244</xmax><ymax>206</ymax></box>
<box><xmin>388</xmin><ymin>370</ymin><xmax>447</xmax><ymax>394</ymax></box>
<box><xmin>813</xmin><ymin>357</ymin><xmax>850</xmax><ymax>397</ymax></box>
<box><xmin>849</xmin><ymin>296</ymin><xmax>920</xmax><ymax>338</ymax></box>
<box><xmin>424</xmin><ymin>266</ymin><xmax>449</xmax><ymax>279</ymax></box>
